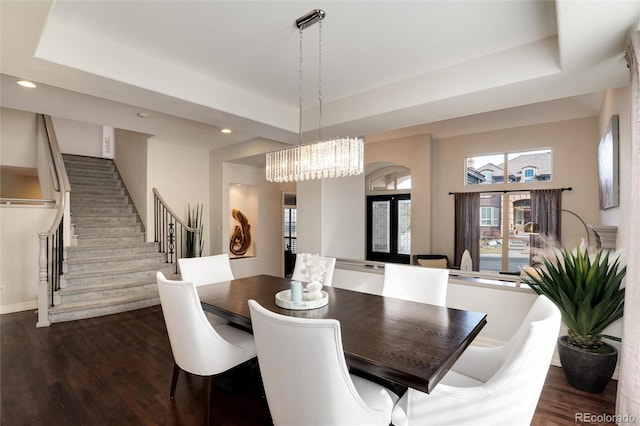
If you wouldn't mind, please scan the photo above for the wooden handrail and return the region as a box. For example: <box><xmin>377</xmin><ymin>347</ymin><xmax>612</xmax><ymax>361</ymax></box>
<box><xmin>153</xmin><ymin>187</ymin><xmax>202</xmax><ymax>273</ymax></box>
<box><xmin>152</xmin><ymin>188</ymin><xmax>197</xmax><ymax>233</ymax></box>
<box><xmin>37</xmin><ymin>114</ymin><xmax>71</xmax><ymax>327</ymax></box>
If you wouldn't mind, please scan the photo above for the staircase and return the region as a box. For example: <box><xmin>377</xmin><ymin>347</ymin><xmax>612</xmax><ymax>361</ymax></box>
<box><xmin>50</xmin><ymin>154</ymin><xmax>175</xmax><ymax>323</ymax></box>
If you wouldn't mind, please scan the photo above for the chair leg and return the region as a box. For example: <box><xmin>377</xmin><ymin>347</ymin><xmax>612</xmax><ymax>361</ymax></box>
<box><xmin>204</xmin><ymin>376</ymin><xmax>213</xmax><ymax>425</ymax></box>
<box><xmin>170</xmin><ymin>362</ymin><xmax>180</xmax><ymax>399</ymax></box>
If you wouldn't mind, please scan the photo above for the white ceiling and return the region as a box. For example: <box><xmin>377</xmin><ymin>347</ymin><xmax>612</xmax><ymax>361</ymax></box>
<box><xmin>1</xmin><ymin>1</ymin><xmax>639</xmax><ymax>153</ymax></box>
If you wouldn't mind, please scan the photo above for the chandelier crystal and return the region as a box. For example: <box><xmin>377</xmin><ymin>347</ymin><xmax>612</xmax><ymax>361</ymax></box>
<box><xmin>266</xmin><ymin>137</ymin><xmax>363</xmax><ymax>183</ymax></box>
<box><xmin>265</xmin><ymin>9</ymin><xmax>364</xmax><ymax>183</ymax></box>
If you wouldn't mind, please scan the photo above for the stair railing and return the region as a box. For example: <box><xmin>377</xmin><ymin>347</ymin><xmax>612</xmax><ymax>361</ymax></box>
<box><xmin>153</xmin><ymin>188</ymin><xmax>201</xmax><ymax>273</ymax></box>
<box><xmin>37</xmin><ymin>114</ymin><xmax>71</xmax><ymax>327</ymax></box>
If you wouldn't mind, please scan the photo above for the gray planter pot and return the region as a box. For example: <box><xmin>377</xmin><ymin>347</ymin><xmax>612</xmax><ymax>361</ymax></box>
<box><xmin>557</xmin><ymin>335</ymin><xmax>617</xmax><ymax>393</ymax></box>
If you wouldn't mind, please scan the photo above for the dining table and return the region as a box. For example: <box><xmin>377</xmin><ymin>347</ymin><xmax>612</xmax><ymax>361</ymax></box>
<box><xmin>198</xmin><ymin>274</ymin><xmax>487</xmax><ymax>394</ymax></box>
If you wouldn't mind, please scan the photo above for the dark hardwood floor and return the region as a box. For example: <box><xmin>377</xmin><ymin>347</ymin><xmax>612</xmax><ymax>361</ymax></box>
<box><xmin>1</xmin><ymin>305</ymin><xmax>617</xmax><ymax>425</ymax></box>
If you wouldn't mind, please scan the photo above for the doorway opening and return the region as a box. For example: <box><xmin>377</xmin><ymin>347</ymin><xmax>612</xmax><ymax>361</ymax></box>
<box><xmin>283</xmin><ymin>193</ymin><xmax>297</xmax><ymax>277</ymax></box>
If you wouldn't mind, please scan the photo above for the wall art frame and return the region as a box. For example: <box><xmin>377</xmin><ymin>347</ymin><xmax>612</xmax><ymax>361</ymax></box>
<box><xmin>598</xmin><ymin>114</ymin><xmax>619</xmax><ymax>210</ymax></box>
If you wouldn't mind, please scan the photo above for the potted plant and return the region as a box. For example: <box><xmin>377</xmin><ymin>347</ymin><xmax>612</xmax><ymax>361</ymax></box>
<box><xmin>521</xmin><ymin>246</ymin><xmax>626</xmax><ymax>393</ymax></box>
<box><xmin>186</xmin><ymin>203</ymin><xmax>204</xmax><ymax>258</ymax></box>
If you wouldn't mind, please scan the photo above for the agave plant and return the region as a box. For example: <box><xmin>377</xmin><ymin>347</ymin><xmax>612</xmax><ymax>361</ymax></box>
<box><xmin>521</xmin><ymin>247</ymin><xmax>625</xmax><ymax>350</ymax></box>
<box><xmin>186</xmin><ymin>203</ymin><xmax>204</xmax><ymax>258</ymax></box>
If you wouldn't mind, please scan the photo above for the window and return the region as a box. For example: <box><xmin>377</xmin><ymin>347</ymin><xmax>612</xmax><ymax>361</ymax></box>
<box><xmin>481</xmin><ymin>206</ymin><xmax>500</xmax><ymax>226</ymax></box>
<box><xmin>522</xmin><ymin>168</ymin><xmax>536</xmax><ymax>182</ymax></box>
<box><xmin>368</xmin><ymin>167</ymin><xmax>411</xmax><ymax>192</ymax></box>
<box><xmin>466</xmin><ymin>149</ymin><xmax>551</xmax><ymax>186</ymax></box>
<box><xmin>479</xmin><ymin>192</ymin><xmax>532</xmax><ymax>273</ymax></box>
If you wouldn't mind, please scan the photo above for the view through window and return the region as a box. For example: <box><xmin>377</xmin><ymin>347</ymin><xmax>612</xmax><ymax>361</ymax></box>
<box><xmin>466</xmin><ymin>149</ymin><xmax>551</xmax><ymax>185</ymax></box>
<box><xmin>284</xmin><ymin>193</ymin><xmax>297</xmax><ymax>277</ymax></box>
<box><xmin>479</xmin><ymin>192</ymin><xmax>533</xmax><ymax>273</ymax></box>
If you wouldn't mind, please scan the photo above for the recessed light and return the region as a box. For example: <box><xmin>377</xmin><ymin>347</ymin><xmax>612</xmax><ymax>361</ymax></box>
<box><xmin>221</xmin><ymin>128</ymin><xmax>232</xmax><ymax>134</ymax></box>
<box><xmin>17</xmin><ymin>80</ymin><xmax>36</xmax><ymax>88</ymax></box>
<box><xmin>136</xmin><ymin>112</ymin><xmax>149</xmax><ymax>119</ymax></box>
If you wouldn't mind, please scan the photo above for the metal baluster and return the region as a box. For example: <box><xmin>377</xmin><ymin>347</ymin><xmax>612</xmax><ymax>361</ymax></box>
<box><xmin>168</xmin><ymin>220</ymin><xmax>175</xmax><ymax>264</ymax></box>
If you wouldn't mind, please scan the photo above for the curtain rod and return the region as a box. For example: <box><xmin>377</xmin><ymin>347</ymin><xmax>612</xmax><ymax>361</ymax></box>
<box><xmin>448</xmin><ymin>187</ymin><xmax>572</xmax><ymax>195</ymax></box>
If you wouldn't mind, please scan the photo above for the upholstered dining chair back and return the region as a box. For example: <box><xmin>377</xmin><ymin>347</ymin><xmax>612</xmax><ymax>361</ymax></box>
<box><xmin>156</xmin><ymin>272</ymin><xmax>256</xmax><ymax>423</ymax></box>
<box><xmin>391</xmin><ymin>295</ymin><xmax>561</xmax><ymax>426</ymax></box>
<box><xmin>291</xmin><ymin>254</ymin><xmax>337</xmax><ymax>286</ymax></box>
<box><xmin>382</xmin><ymin>263</ymin><xmax>449</xmax><ymax>306</ymax></box>
<box><xmin>178</xmin><ymin>253</ymin><xmax>234</xmax><ymax>287</ymax></box>
<box><xmin>156</xmin><ymin>271</ymin><xmax>254</xmax><ymax>376</ymax></box>
<box><xmin>248</xmin><ymin>299</ymin><xmax>397</xmax><ymax>426</ymax></box>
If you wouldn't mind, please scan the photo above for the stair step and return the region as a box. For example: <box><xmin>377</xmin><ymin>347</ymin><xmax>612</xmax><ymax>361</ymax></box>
<box><xmin>71</xmin><ymin>205</ymin><xmax>134</xmax><ymax>215</ymax></box>
<box><xmin>65</xmin><ymin>252</ymin><xmax>166</xmax><ymax>273</ymax></box>
<box><xmin>67</xmin><ymin>242</ymin><xmax>160</xmax><ymax>259</ymax></box>
<box><xmin>74</xmin><ymin>223</ymin><xmax>141</xmax><ymax>235</ymax></box>
<box><xmin>66</xmin><ymin>162</ymin><xmax>115</xmax><ymax>173</ymax></box>
<box><xmin>61</xmin><ymin>263</ymin><xmax>175</xmax><ymax>287</ymax></box>
<box><xmin>75</xmin><ymin>233</ymin><xmax>146</xmax><ymax>246</ymax></box>
<box><xmin>68</xmin><ymin>175</ymin><xmax>121</xmax><ymax>187</ymax></box>
<box><xmin>70</xmin><ymin>184</ymin><xmax>125</xmax><ymax>196</ymax></box>
<box><xmin>63</xmin><ymin>155</ymin><xmax>115</xmax><ymax>168</ymax></box>
<box><xmin>55</xmin><ymin>279</ymin><xmax>159</xmax><ymax>304</ymax></box>
<box><xmin>49</xmin><ymin>292</ymin><xmax>160</xmax><ymax>323</ymax></box>
<box><xmin>72</xmin><ymin>213</ymin><xmax>138</xmax><ymax>226</ymax></box>
<box><xmin>71</xmin><ymin>195</ymin><xmax>130</xmax><ymax>206</ymax></box>
<box><xmin>67</xmin><ymin>168</ymin><xmax>118</xmax><ymax>180</ymax></box>
<box><xmin>62</xmin><ymin>154</ymin><xmax>114</xmax><ymax>165</ymax></box>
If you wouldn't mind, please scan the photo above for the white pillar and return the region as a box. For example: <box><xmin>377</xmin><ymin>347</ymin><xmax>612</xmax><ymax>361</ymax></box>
<box><xmin>36</xmin><ymin>234</ymin><xmax>50</xmax><ymax>327</ymax></box>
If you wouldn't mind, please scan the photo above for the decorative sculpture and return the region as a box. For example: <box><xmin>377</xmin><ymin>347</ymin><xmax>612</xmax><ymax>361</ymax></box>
<box><xmin>229</xmin><ymin>209</ymin><xmax>251</xmax><ymax>256</ymax></box>
<box><xmin>298</xmin><ymin>253</ymin><xmax>327</xmax><ymax>301</ymax></box>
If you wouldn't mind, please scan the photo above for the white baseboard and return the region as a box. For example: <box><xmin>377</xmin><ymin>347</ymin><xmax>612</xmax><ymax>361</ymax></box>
<box><xmin>0</xmin><ymin>300</ymin><xmax>37</xmax><ymax>315</ymax></box>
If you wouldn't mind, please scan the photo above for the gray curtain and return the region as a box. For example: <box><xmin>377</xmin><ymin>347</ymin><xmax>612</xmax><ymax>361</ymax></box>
<box><xmin>617</xmin><ymin>29</ymin><xmax>640</xmax><ymax>421</ymax></box>
<box><xmin>454</xmin><ymin>192</ymin><xmax>480</xmax><ymax>271</ymax></box>
<box><xmin>529</xmin><ymin>189</ymin><xmax>562</xmax><ymax>248</ymax></box>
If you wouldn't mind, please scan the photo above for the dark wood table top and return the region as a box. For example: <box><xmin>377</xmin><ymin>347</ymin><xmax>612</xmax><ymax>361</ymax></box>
<box><xmin>198</xmin><ymin>274</ymin><xmax>487</xmax><ymax>394</ymax></box>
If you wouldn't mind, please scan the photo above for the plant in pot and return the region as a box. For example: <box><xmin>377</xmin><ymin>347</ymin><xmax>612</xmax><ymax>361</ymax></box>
<box><xmin>521</xmin><ymin>245</ymin><xmax>626</xmax><ymax>393</ymax></box>
<box><xmin>185</xmin><ymin>203</ymin><xmax>204</xmax><ymax>258</ymax></box>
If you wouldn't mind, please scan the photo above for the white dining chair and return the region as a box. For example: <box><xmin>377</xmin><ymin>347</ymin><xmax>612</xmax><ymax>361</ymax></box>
<box><xmin>178</xmin><ymin>253</ymin><xmax>234</xmax><ymax>286</ymax></box>
<box><xmin>248</xmin><ymin>299</ymin><xmax>398</xmax><ymax>425</ymax></box>
<box><xmin>391</xmin><ymin>295</ymin><xmax>561</xmax><ymax>426</ymax></box>
<box><xmin>178</xmin><ymin>254</ymin><xmax>234</xmax><ymax>325</ymax></box>
<box><xmin>291</xmin><ymin>254</ymin><xmax>336</xmax><ymax>286</ymax></box>
<box><xmin>382</xmin><ymin>263</ymin><xmax>449</xmax><ymax>306</ymax></box>
<box><xmin>156</xmin><ymin>272</ymin><xmax>256</xmax><ymax>424</ymax></box>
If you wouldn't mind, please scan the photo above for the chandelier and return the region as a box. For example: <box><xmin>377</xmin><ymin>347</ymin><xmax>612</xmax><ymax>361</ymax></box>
<box><xmin>265</xmin><ymin>9</ymin><xmax>364</xmax><ymax>183</ymax></box>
